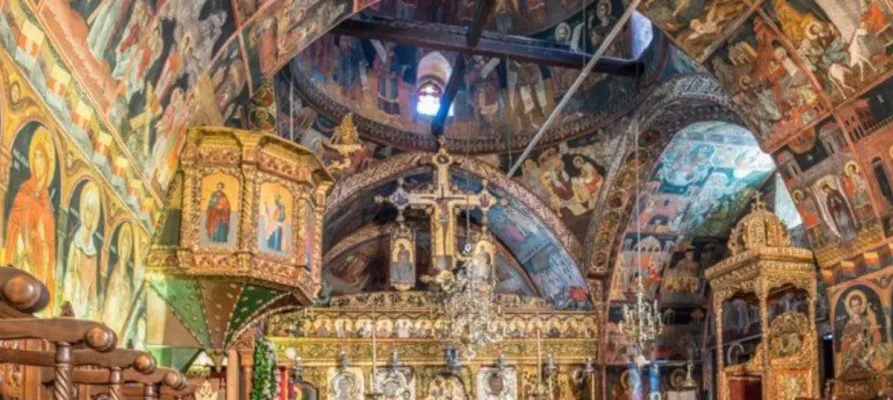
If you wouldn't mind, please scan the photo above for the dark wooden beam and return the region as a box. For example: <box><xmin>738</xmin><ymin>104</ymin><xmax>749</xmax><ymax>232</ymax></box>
<box><xmin>333</xmin><ymin>19</ymin><xmax>643</xmax><ymax>74</ymax></box>
<box><xmin>431</xmin><ymin>56</ymin><xmax>465</xmax><ymax>136</ymax></box>
<box><xmin>430</xmin><ymin>0</ymin><xmax>496</xmax><ymax>136</ymax></box>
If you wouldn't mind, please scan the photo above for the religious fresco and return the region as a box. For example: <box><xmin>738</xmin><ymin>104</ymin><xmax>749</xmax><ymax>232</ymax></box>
<box><xmin>62</xmin><ymin>180</ymin><xmax>106</xmax><ymax>321</ymax></box>
<box><xmin>833</xmin><ymin>285</ymin><xmax>889</xmax><ymax>372</ymax></box>
<box><xmin>323</xmin><ymin>162</ymin><xmax>588</xmax><ymax>309</ymax></box>
<box><xmin>366</xmin><ymin>0</ymin><xmax>609</xmax><ymax>36</ymax></box>
<box><xmin>641</xmin><ymin>0</ymin><xmax>753</xmax><ymax>60</ymax></box>
<box><xmin>283</xmin><ymin>27</ymin><xmax>658</xmax><ymax>153</ymax></box>
<box><xmin>0</xmin><ymin>0</ymin><xmax>159</xmax><ymax>226</ymax></box>
<box><xmin>535</xmin><ymin>0</ymin><xmax>632</xmax><ymax>56</ymax></box>
<box><xmin>514</xmin><ymin>131</ymin><xmax>619</xmax><ymax>242</ymax></box>
<box><xmin>102</xmin><ymin>222</ymin><xmax>139</xmax><ymax>334</ymax></box>
<box><xmin>774</xmin><ymin>115</ymin><xmax>881</xmax><ymax>256</ymax></box>
<box><xmin>660</xmin><ymin>239</ymin><xmax>726</xmax><ymax>304</ymax></box>
<box><xmin>608</xmin><ymin>122</ymin><xmax>775</xmax><ymax>303</ymax></box>
<box><xmin>825</xmin><ymin>267</ymin><xmax>893</xmax><ymax>386</ymax></box>
<box><xmin>838</xmin><ymin>74</ymin><xmax>893</xmax><ymax>237</ymax></box>
<box><xmin>763</xmin><ymin>0</ymin><xmax>892</xmax><ymax>104</ymax></box>
<box><xmin>323</xmin><ymin>238</ymin><xmax>385</xmax><ymax>295</ymax></box>
<box><xmin>242</xmin><ymin>0</ymin><xmax>354</xmax><ymax>83</ymax></box>
<box><xmin>0</xmin><ymin>52</ymin><xmax>151</xmax><ymax>338</ymax></box>
<box><xmin>0</xmin><ymin>0</ymin><xmax>376</xmax><ymax>224</ymax></box>
<box><xmin>275</xmin><ymin>72</ymin><xmax>403</xmax><ymax>179</ymax></box>
<box><xmin>3</xmin><ymin>122</ymin><xmax>61</xmax><ymax>313</ymax></box>
<box><xmin>706</xmin><ymin>15</ymin><xmax>825</xmax><ymax>143</ymax></box>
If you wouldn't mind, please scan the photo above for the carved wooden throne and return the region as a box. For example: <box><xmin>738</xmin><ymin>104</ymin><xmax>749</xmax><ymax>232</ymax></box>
<box><xmin>705</xmin><ymin>198</ymin><xmax>819</xmax><ymax>400</ymax></box>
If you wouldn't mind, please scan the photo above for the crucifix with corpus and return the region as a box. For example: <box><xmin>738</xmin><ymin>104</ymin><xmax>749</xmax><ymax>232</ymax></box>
<box><xmin>375</xmin><ymin>146</ymin><xmax>503</xmax><ymax>289</ymax></box>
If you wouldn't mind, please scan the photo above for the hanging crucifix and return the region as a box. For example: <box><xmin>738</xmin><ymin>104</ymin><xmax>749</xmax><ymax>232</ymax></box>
<box><xmin>376</xmin><ymin>147</ymin><xmax>501</xmax><ymax>289</ymax></box>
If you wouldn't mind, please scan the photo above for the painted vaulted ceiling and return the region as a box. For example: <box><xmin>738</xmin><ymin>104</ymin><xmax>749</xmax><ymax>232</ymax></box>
<box><xmin>6</xmin><ymin>0</ymin><xmax>893</xmax><ymax>312</ymax></box>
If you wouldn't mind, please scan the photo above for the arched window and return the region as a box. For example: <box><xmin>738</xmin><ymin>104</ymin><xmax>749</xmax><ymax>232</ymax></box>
<box><xmin>415</xmin><ymin>81</ymin><xmax>443</xmax><ymax>116</ymax></box>
<box><xmin>415</xmin><ymin>51</ymin><xmax>453</xmax><ymax>117</ymax></box>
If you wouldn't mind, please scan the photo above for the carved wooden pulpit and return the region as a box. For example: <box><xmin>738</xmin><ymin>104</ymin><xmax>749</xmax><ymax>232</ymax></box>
<box><xmin>705</xmin><ymin>198</ymin><xmax>819</xmax><ymax>400</ymax></box>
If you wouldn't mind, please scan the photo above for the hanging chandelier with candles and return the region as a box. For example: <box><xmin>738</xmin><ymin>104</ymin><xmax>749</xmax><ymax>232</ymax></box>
<box><xmin>618</xmin><ymin>274</ymin><xmax>663</xmax><ymax>368</ymax></box>
<box><xmin>618</xmin><ymin>111</ymin><xmax>664</xmax><ymax>370</ymax></box>
<box><xmin>440</xmin><ymin>235</ymin><xmax>505</xmax><ymax>361</ymax></box>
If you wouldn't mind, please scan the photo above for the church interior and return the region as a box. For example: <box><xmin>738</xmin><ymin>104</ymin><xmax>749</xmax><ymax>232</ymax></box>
<box><xmin>3</xmin><ymin>0</ymin><xmax>893</xmax><ymax>399</ymax></box>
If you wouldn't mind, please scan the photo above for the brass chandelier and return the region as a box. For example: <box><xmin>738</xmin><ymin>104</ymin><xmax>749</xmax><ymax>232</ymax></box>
<box><xmin>618</xmin><ymin>274</ymin><xmax>663</xmax><ymax>369</ymax></box>
<box><xmin>440</xmin><ymin>235</ymin><xmax>505</xmax><ymax>361</ymax></box>
<box><xmin>619</xmin><ymin>115</ymin><xmax>664</xmax><ymax>370</ymax></box>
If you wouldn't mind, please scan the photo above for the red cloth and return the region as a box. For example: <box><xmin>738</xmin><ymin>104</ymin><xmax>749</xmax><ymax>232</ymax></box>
<box><xmin>729</xmin><ymin>378</ymin><xmax>762</xmax><ymax>400</ymax></box>
<box><xmin>279</xmin><ymin>368</ymin><xmax>289</xmax><ymax>400</ymax></box>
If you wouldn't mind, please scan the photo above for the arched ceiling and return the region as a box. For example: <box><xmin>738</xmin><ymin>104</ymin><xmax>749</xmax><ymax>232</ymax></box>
<box><xmin>323</xmin><ymin>153</ymin><xmax>591</xmax><ymax>309</ymax></box>
<box><xmin>7</xmin><ymin>0</ymin><xmax>893</xmax><ymax>307</ymax></box>
<box><xmin>278</xmin><ymin>0</ymin><xmax>666</xmax><ymax>153</ymax></box>
<box><xmin>606</xmin><ymin>121</ymin><xmax>777</xmax><ymax>304</ymax></box>
<box><xmin>1</xmin><ymin>0</ymin><xmax>374</xmax><ymax>228</ymax></box>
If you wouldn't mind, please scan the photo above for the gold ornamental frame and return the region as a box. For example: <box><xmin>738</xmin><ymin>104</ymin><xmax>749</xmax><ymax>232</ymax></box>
<box><xmin>705</xmin><ymin>199</ymin><xmax>819</xmax><ymax>400</ymax></box>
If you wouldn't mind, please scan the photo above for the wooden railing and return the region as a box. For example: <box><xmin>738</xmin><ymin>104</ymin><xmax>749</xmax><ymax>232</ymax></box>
<box><xmin>0</xmin><ymin>266</ymin><xmax>193</xmax><ymax>399</ymax></box>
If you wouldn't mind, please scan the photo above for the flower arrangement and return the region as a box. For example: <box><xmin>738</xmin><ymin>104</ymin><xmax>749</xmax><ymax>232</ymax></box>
<box><xmin>250</xmin><ymin>335</ymin><xmax>280</xmax><ymax>400</ymax></box>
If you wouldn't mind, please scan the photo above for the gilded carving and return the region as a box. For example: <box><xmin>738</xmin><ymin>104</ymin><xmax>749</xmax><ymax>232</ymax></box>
<box><xmin>705</xmin><ymin>202</ymin><xmax>819</xmax><ymax>400</ymax></box>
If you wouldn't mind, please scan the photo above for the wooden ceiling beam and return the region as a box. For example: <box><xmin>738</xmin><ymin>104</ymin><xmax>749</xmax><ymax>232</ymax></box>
<box><xmin>333</xmin><ymin>19</ymin><xmax>643</xmax><ymax>74</ymax></box>
<box><xmin>430</xmin><ymin>0</ymin><xmax>497</xmax><ymax>137</ymax></box>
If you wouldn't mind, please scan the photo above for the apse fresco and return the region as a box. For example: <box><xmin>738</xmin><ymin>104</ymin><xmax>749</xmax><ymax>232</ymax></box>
<box><xmin>609</xmin><ymin>122</ymin><xmax>776</xmax><ymax>303</ymax></box>
<box><xmin>285</xmin><ymin>28</ymin><xmax>652</xmax><ymax>152</ymax></box>
<box><xmin>323</xmin><ymin>165</ymin><xmax>589</xmax><ymax>309</ymax></box>
<box><xmin>0</xmin><ymin>52</ymin><xmax>151</xmax><ymax>338</ymax></box>
<box><xmin>321</xmin><ymin>230</ymin><xmax>537</xmax><ymax>297</ymax></box>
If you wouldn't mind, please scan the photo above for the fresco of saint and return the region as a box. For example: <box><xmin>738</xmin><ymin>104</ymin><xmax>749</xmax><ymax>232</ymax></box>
<box><xmin>103</xmin><ymin>223</ymin><xmax>135</xmax><ymax>334</ymax></box>
<box><xmin>819</xmin><ymin>182</ymin><xmax>858</xmax><ymax>241</ymax></box>
<box><xmin>838</xmin><ymin>290</ymin><xmax>883</xmax><ymax>369</ymax></box>
<box><xmin>4</xmin><ymin>127</ymin><xmax>57</xmax><ymax>312</ymax></box>
<box><xmin>65</xmin><ymin>182</ymin><xmax>103</xmax><ymax>320</ymax></box>
<box><xmin>206</xmin><ymin>182</ymin><xmax>232</xmax><ymax>243</ymax></box>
